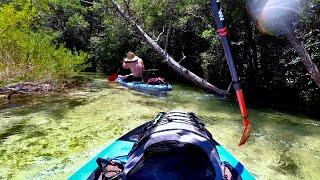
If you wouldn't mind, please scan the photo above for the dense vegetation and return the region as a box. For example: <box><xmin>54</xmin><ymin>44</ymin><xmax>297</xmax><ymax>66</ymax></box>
<box><xmin>0</xmin><ymin>0</ymin><xmax>87</xmax><ymax>86</ymax></box>
<box><xmin>0</xmin><ymin>0</ymin><xmax>319</xmax><ymax>116</ymax></box>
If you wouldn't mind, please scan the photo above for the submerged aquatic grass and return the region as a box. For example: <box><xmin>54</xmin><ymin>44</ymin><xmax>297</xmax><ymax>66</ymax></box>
<box><xmin>0</xmin><ymin>75</ymin><xmax>319</xmax><ymax>179</ymax></box>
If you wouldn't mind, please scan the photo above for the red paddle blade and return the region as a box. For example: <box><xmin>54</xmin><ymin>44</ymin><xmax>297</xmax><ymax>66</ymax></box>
<box><xmin>236</xmin><ymin>90</ymin><xmax>252</xmax><ymax>146</ymax></box>
<box><xmin>239</xmin><ymin>122</ymin><xmax>252</xmax><ymax>146</ymax></box>
<box><xmin>108</xmin><ymin>73</ymin><xmax>118</xmax><ymax>81</ymax></box>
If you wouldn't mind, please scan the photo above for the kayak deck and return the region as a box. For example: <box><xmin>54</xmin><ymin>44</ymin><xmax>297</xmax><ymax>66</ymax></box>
<box><xmin>69</xmin><ymin>122</ymin><xmax>255</xmax><ymax>180</ymax></box>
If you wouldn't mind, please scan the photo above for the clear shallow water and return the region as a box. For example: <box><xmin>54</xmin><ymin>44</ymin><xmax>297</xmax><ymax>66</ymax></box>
<box><xmin>0</xmin><ymin>75</ymin><xmax>319</xmax><ymax>179</ymax></box>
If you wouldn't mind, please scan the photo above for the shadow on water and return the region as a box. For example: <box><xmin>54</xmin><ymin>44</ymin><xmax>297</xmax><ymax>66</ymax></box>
<box><xmin>0</xmin><ymin>119</ymin><xmax>39</xmax><ymax>142</ymax></box>
<box><xmin>125</xmin><ymin>88</ymin><xmax>171</xmax><ymax>98</ymax></box>
<box><xmin>0</xmin><ymin>101</ymin><xmax>24</xmax><ymax>111</ymax></box>
<box><xmin>0</xmin><ymin>123</ymin><xmax>26</xmax><ymax>142</ymax></box>
<box><xmin>4</xmin><ymin>95</ymin><xmax>87</xmax><ymax>121</ymax></box>
<box><xmin>272</xmin><ymin>149</ymin><xmax>301</xmax><ymax>177</ymax></box>
<box><xmin>0</xmin><ymin>94</ymin><xmax>36</xmax><ymax>112</ymax></box>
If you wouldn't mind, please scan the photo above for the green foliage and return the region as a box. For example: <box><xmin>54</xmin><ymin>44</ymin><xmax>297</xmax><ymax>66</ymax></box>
<box><xmin>201</xmin><ymin>29</ymin><xmax>214</xmax><ymax>40</ymax></box>
<box><xmin>0</xmin><ymin>0</ymin><xmax>87</xmax><ymax>86</ymax></box>
<box><xmin>66</xmin><ymin>13</ymin><xmax>89</xmax><ymax>32</ymax></box>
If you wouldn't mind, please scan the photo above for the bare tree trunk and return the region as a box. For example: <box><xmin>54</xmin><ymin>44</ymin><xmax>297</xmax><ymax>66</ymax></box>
<box><xmin>109</xmin><ymin>0</ymin><xmax>228</xmax><ymax>95</ymax></box>
<box><xmin>286</xmin><ymin>32</ymin><xmax>320</xmax><ymax>87</ymax></box>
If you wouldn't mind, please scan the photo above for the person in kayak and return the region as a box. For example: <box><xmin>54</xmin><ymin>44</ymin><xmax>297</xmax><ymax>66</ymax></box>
<box><xmin>119</xmin><ymin>51</ymin><xmax>144</xmax><ymax>82</ymax></box>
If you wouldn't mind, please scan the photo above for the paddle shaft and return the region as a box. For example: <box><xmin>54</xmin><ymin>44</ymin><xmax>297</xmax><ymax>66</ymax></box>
<box><xmin>210</xmin><ymin>0</ymin><xmax>251</xmax><ymax>145</ymax></box>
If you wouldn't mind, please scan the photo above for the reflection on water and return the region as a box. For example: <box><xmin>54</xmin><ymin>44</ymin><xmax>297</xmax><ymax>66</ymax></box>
<box><xmin>0</xmin><ymin>75</ymin><xmax>319</xmax><ymax>179</ymax></box>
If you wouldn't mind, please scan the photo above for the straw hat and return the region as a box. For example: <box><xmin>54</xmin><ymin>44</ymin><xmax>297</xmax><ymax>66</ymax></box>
<box><xmin>124</xmin><ymin>52</ymin><xmax>138</xmax><ymax>62</ymax></box>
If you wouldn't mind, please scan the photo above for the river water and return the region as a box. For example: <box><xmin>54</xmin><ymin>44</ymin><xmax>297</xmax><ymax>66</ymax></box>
<box><xmin>0</xmin><ymin>75</ymin><xmax>319</xmax><ymax>179</ymax></box>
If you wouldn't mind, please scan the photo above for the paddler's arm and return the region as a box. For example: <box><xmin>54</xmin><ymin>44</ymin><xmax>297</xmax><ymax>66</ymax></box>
<box><xmin>138</xmin><ymin>58</ymin><xmax>145</xmax><ymax>71</ymax></box>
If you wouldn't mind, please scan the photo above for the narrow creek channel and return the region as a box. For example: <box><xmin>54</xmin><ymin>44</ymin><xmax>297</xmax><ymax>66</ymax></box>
<box><xmin>0</xmin><ymin>74</ymin><xmax>319</xmax><ymax>179</ymax></box>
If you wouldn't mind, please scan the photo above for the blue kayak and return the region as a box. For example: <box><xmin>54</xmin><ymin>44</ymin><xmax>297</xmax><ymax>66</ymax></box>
<box><xmin>116</xmin><ymin>78</ymin><xmax>172</xmax><ymax>92</ymax></box>
<box><xmin>69</xmin><ymin>111</ymin><xmax>255</xmax><ymax>180</ymax></box>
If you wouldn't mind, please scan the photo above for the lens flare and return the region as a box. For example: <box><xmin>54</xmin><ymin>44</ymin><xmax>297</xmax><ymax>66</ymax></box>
<box><xmin>248</xmin><ymin>0</ymin><xmax>303</xmax><ymax>36</ymax></box>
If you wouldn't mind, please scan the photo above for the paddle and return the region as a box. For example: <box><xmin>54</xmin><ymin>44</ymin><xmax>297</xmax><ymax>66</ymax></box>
<box><xmin>210</xmin><ymin>0</ymin><xmax>252</xmax><ymax>146</ymax></box>
<box><xmin>108</xmin><ymin>72</ymin><xmax>119</xmax><ymax>81</ymax></box>
<box><xmin>108</xmin><ymin>65</ymin><xmax>122</xmax><ymax>81</ymax></box>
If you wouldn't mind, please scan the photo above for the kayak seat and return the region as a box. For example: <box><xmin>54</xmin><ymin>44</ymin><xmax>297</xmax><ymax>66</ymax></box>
<box><xmin>126</xmin><ymin>141</ymin><xmax>216</xmax><ymax>180</ymax></box>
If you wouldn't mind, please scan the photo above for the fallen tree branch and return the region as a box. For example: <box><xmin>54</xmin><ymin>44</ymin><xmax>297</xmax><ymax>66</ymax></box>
<box><xmin>109</xmin><ymin>0</ymin><xmax>228</xmax><ymax>95</ymax></box>
<box><xmin>152</xmin><ymin>27</ymin><xmax>165</xmax><ymax>42</ymax></box>
<box><xmin>286</xmin><ymin>31</ymin><xmax>320</xmax><ymax>87</ymax></box>
<box><xmin>179</xmin><ymin>52</ymin><xmax>187</xmax><ymax>63</ymax></box>
<box><xmin>227</xmin><ymin>81</ymin><xmax>233</xmax><ymax>94</ymax></box>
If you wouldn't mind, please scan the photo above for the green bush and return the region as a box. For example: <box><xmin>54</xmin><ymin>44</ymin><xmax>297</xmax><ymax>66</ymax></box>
<box><xmin>0</xmin><ymin>1</ymin><xmax>87</xmax><ymax>86</ymax></box>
